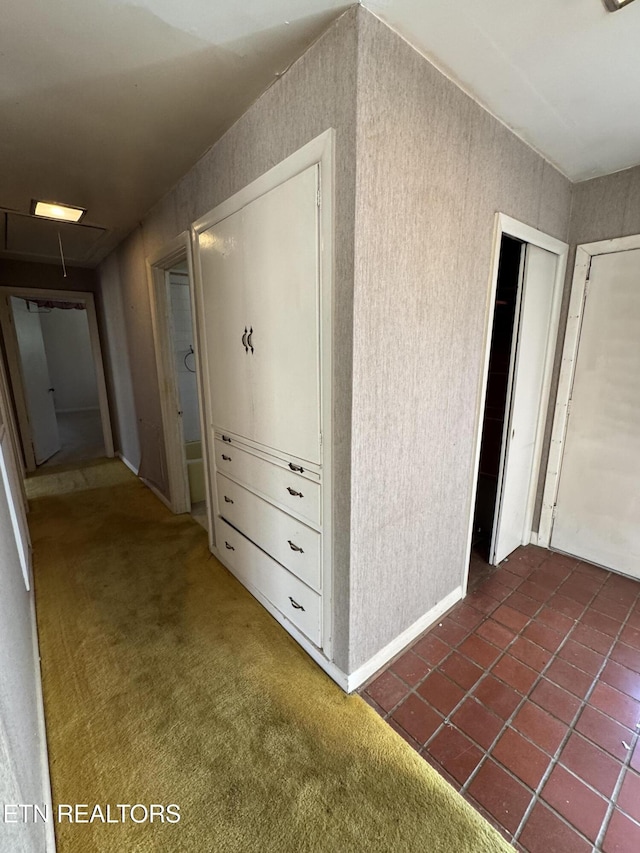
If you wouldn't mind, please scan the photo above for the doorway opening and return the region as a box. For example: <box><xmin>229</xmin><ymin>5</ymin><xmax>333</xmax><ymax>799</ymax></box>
<box><xmin>147</xmin><ymin>233</ymin><xmax>209</xmax><ymax>534</ymax></box>
<box><xmin>464</xmin><ymin>215</ymin><xmax>568</xmax><ymax>592</ymax></box>
<box><xmin>0</xmin><ymin>288</ymin><xmax>114</xmax><ymax>472</ymax></box>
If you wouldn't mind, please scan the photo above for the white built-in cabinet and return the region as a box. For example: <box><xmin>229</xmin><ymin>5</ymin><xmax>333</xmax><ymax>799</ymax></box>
<box><xmin>193</xmin><ymin>134</ymin><xmax>334</xmax><ymax>670</ymax></box>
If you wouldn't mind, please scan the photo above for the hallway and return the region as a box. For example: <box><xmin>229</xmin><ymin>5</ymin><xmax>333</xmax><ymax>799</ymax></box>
<box><xmin>29</xmin><ymin>460</ymin><xmax>509</xmax><ymax>853</ymax></box>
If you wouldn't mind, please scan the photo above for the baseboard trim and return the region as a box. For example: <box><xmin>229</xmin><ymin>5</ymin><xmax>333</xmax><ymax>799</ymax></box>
<box><xmin>211</xmin><ymin>545</ymin><xmax>349</xmax><ymax>692</ymax></box>
<box><xmin>140</xmin><ymin>477</ymin><xmax>172</xmax><ymax>511</ymax></box>
<box><xmin>345</xmin><ymin>586</ymin><xmax>464</xmax><ymax>693</ymax></box>
<box><xmin>30</xmin><ymin>594</ymin><xmax>57</xmax><ymax>852</ymax></box>
<box><xmin>116</xmin><ymin>452</ymin><xmax>139</xmax><ymax>476</ymax></box>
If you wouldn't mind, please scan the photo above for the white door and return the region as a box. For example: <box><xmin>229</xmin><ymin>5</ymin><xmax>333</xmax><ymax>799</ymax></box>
<box><xmin>242</xmin><ymin>165</ymin><xmax>321</xmax><ymax>463</ymax></box>
<box><xmin>10</xmin><ymin>298</ymin><xmax>60</xmax><ymax>465</ymax></box>
<box><xmin>551</xmin><ymin>248</ymin><xmax>640</xmax><ymax>578</ymax></box>
<box><xmin>198</xmin><ymin>208</ymin><xmax>253</xmax><ymax>441</ymax></box>
<box><xmin>491</xmin><ymin>245</ymin><xmax>558</xmax><ymax>564</ymax></box>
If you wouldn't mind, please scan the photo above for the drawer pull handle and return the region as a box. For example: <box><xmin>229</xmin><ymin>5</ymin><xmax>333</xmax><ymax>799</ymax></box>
<box><xmin>247</xmin><ymin>326</ymin><xmax>254</xmax><ymax>354</ymax></box>
<box><xmin>288</xmin><ymin>462</ymin><xmax>304</xmax><ymax>473</ymax></box>
<box><xmin>289</xmin><ymin>597</ymin><xmax>305</xmax><ymax>611</ymax></box>
<box><xmin>221</xmin><ymin>454</ymin><xmax>231</xmax><ymax>461</ymax></box>
<box><xmin>287</xmin><ymin>487</ymin><xmax>304</xmax><ymax>498</ymax></box>
<box><xmin>222</xmin><ymin>435</ymin><xmax>232</xmax><ymax>443</ymax></box>
<box><xmin>225</xmin><ymin>541</ymin><xmax>235</xmax><ymax>551</ymax></box>
<box><xmin>224</xmin><ymin>496</ymin><xmax>234</xmax><ymax>504</ymax></box>
<box><xmin>288</xmin><ymin>540</ymin><xmax>304</xmax><ymax>553</ymax></box>
<box><xmin>242</xmin><ymin>327</ymin><xmax>248</xmax><ymax>353</ymax></box>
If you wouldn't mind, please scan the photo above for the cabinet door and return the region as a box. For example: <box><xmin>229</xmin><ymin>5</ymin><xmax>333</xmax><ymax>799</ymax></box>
<box><xmin>198</xmin><ymin>207</ymin><xmax>253</xmax><ymax>440</ymax></box>
<box><xmin>242</xmin><ymin>165</ymin><xmax>321</xmax><ymax>463</ymax></box>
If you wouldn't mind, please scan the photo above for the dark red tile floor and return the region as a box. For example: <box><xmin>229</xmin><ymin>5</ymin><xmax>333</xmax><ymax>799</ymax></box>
<box><xmin>360</xmin><ymin>546</ymin><xmax>640</xmax><ymax>852</ymax></box>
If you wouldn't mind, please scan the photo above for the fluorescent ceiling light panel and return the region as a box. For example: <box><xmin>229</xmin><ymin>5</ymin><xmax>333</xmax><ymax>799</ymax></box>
<box><xmin>603</xmin><ymin>0</ymin><xmax>636</xmax><ymax>10</ymax></box>
<box><xmin>32</xmin><ymin>200</ymin><xmax>85</xmax><ymax>223</ymax></box>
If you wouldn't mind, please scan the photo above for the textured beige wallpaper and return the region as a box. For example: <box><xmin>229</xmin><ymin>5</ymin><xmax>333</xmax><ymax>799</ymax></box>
<box><xmin>98</xmin><ymin>8</ymin><xmax>358</xmax><ymax>669</ymax></box>
<box><xmin>348</xmin><ymin>11</ymin><xmax>573</xmax><ymax>670</ymax></box>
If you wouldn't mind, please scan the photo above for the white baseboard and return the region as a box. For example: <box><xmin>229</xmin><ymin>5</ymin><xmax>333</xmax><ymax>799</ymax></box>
<box><xmin>30</xmin><ymin>595</ymin><xmax>57</xmax><ymax>852</ymax></box>
<box><xmin>345</xmin><ymin>585</ymin><xmax>464</xmax><ymax>693</ymax></box>
<box><xmin>115</xmin><ymin>452</ymin><xmax>139</xmax><ymax>476</ymax></box>
<box><xmin>140</xmin><ymin>477</ymin><xmax>172</xmax><ymax>511</ymax></box>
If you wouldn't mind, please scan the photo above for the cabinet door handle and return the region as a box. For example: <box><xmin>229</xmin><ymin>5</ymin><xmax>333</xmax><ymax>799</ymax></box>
<box><xmin>287</xmin><ymin>487</ymin><xmax>304</xmax><ymax>498</ymax></box>
<box><xmin>222</xmin><ymin>435</ymin><xmax>232</xmax><ymax>443</ymax></box>
<box><xmin>224</xmin><ymin>496</ymin><xmax>234</xmax><ymax>504</ymax></box>
<box><xmin>221</xmin><ymin>454</ymin><xmax>231</xmax><ymax>461</ymax></box>
<box><xmin>247</xmin><ymin>326</ymin><xmax>254</xmax><ymax>354</ymax></box>
<box><xmin>288</xmin><ymin>462</ymin><xmax>304</xmax><ymax>473</ymax></box>
<box><xmin>225</xmin><ymin>541</ymin><xmax>235</xmax><ymax>551</ymax></box>
<box><xmin>288</xmin><ymin>540</ymin><xmax>304</xmax><ymax>553</ymax></box>
<box><xmin>289</xmin><ymin>596</ymin><xmax>305</xmax><ymax>611</ymax></box>
<box><xmin>242</xmin><ymin>327</ymin><xmax>248</xmax><ymax>352</ymax></box>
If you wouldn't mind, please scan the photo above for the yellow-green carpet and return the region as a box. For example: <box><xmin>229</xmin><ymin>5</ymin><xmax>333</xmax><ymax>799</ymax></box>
<box><xmin>30</xmin><ymin>460</ymin><xmax>512</xmax><ymax>852</ymax></box>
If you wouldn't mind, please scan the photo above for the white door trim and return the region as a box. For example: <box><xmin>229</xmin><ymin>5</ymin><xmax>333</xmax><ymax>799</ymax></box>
<box><xmin>192</xmin><ymin>129</ymin><xmax>335</xmax><ymax>659</ymax></box>
<box><xmin>146</xmin><ymin>232</ymin><xmax>213</xmax><ymax>528</ymax></box>
<box><xmin>0</xmin><ymin>287</ymin><xmax>114</xmax><ymax>471</ymax></box>
<box><xmin>463</xmin><ymin>214</ymin><xmax>568</xmax><ymax>593</ymax></box>
<box><xmin>538</xmin><ymin>233</ymin><xmax>640</xmax><ymax>547</ymax></box>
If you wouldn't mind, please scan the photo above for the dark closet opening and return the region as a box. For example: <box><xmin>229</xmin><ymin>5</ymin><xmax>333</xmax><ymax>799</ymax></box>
<box><xmin>471</xmin><ymin>234</ymin><xmax>524</xmax><ymax>564</ymax></box>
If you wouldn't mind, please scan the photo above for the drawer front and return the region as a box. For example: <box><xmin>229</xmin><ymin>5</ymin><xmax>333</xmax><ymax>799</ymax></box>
<box><xmin>216</xmin><ymin>473</ymin><xmax>321</xmax><ymax>591</ymax></box>
<box><xmin>216</xmin><ymin>518</ymin><xmax>321</xmax><ymax>646</ymax></box>
<box><xmin>214</xmin><ymin>437</ymin><xmax>321</xmax><ymax>526</ymax></box>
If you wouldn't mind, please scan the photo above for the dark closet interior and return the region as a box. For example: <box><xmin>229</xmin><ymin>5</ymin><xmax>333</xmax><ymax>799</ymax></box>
<box><xmin>472</xmin><ymin>234</ymin><xmax>524</xmax><ymax>561</ymax></box>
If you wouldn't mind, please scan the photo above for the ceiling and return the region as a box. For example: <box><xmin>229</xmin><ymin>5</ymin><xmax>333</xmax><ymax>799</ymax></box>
<box><xmin>1</xmin><ymin>0</ymin><xmax>639</xmax><ymax>267</ymax></box>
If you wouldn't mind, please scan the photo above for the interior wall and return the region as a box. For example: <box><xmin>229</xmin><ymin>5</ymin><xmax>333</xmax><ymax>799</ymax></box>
<box><xmin>0</xmin><ymin>427</ymin><xmax>48</xmax><ymax>852</ymax></box>
<box><xmin>348</xmin><ymin>10</ymin><xmax>573</xmax><ymax>670</ymax></box>
<box><xmin>39</xmin><ymin>308</ymin><xmax>98</xmax><ymax>412</ymax></box>
<box><xmin>97</xmin><ymin>8</ymin><xmax>358</xmax><ymax>669</ymax></box>
<box><xmin>0</xmin><ymin>259</ymin><xmax>98</xmax><ymax>294</ymax></box>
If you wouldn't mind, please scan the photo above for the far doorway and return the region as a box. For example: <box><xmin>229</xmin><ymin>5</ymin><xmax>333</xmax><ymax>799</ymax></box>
<box><xmin>468</xmin><ymin>216</ymin><xmax>567</xmax><ymax>579</ymax></box>
<box><xmin>0</xmin><ymin>288</ymin><xmax>114</xmax><ymax>471</ymax></box>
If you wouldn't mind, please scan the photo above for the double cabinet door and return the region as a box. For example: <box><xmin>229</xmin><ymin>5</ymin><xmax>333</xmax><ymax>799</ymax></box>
<box><xmin>198</xmin><ymin>165</ymin><xmax>321</xmax><ymax>464</ymax></box>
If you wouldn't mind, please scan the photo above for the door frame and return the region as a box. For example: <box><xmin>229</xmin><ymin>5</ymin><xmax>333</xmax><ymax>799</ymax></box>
<box><xmin>146</xmin><ymin>231</ymin><xmax>210</xmax><ymax>519</ymax></box>
<box><xmin>463</xmin><ymin>214</ymin><xmax>568</xmax><ymax>592</ymax></box>
<box><xmin>538</xmin><ymin>233</ymin><xmax>640</xmax><ymax>547</ymax></box>
<box><xmin>0</xmin><ymin>287</ymin><xmax>114</xmax><ymax>471</ymax></box>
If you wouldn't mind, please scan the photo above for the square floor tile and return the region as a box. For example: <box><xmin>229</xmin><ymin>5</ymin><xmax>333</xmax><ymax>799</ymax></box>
<box><xmin>476</xmin><ymin>618</ymin><xmax>516</xmax><ymax>649</ymax></box>
<box><xmin>603</xmin><ymin>808</ymin><xmax>640</xmax><ymax>853</ymax></box>
<box><xmin>426</xmin><ymin>725</ymin><xmax>483</xmax><ymax>785</ymax></box>
<box><xmin>390</xmin><ymin>650</ymin><xmax>431</xmax><ymax>687</ymax></box>
<box><xmin>601</xmin><ymin>660</ymin><xmax>640</xmax><ymax>701</ymax></box>
<box><xmin>512</xmin><ymin>702</ymin><xmax>568</xmax><ymax>755</ymax></box>
<box><xmin>431</xmin><ymin>616</ymin><xmax>469</xmax><ymax>647</ymax></box>
<box><xmin>466</xmin><ymin>589</ymin><xmax>501</xmax><ymax>615</ymax></box>
<box><xmin>479</xmin><ymin>577</ymin><xmax>514</xmax><ymax>603</ymax></box>
<box><xmin>451</xmin><ymin>698</ymin><xmax>503</xmax><ymax>750</ymax></box>
<box><xmin>365</xmin><ymin>670</ymin><xmax>408</xmax><ymax>712</ymax></box>
<box><xmin>450</xmin><ymin>604</ymin><xmax>486</xmax><ymax>631</ymax></box>
<box><xmin>610</xmin><ymin>641</ymin><xmax>640</xmax><ymax>675</ymax></box>
<box><xmin>620</xmin><ymin>624</ymin><xmax>640</xmax><ymax>651</ymax></box>
<box><xmin>530</xmin><ymin>678</ymin><xmax>581</xmax><ymax>725</ymax></box>
<box><xmin>467</xmin><ymin>759</ymin><xmax>533</xmax><ymax>835</ymax></box>
<box><xmin>493</xmin><ymin>654</ymin><xmax>539</xmax><ymax>695</ymax></box>
<box><xmin>546</xmin><ymin>658</ymin><xmax>593</xmax><ymax>699</ymax></box>
<box><xmin>439</xmin><ymin>652</ymin><xmax>484</xmax><ymax>691</ymax></box>
<box><xmin>518</xmin><ymin>579</ymin><xmax>554</xmax><ymax>603</ymax></box>
<box><xmin>510</xmin><ymin>636</ymin><xmax>553</xmax><ymax>672</ymax></box>
<box><xmin>523</xmin><ymin>621</ymin><xmax>565</xmax><ymax>653</ymax></box>
<box><xmin>591</xmin><ymin>595</ymin><xmax>631</xmax><ymax>622</ymax></box>
<box><xmin>492</xmin><ymin>726</ymin><xmax>550</xmax><ymax>789</ymax></box>
<box><xmin>559</xmin><ymin>732</ymin><xmax>622</xmax><ymax>798</ymax></box>
<box><xmin>519</xmin><ymin>801</ymin><xmax>591</xmax><ymax>853</ymax></box>
<box><xmin>391</xmin><ymin>694</ymin><xmax>442</xmax><ymax>745</ymax></box>
<box><xmin>541</xmin><ymin>764</ymin><xmax>608</xmax><ymax>842</ymax></box>
<box><xmin>558</xmin><ymin>639</ymin><xmax>605</xmax><ymax>677</ymax></box>
<box><xmin>616</xmin><ymin>769</ymin><xmax>640</xmax><ymax>824</ymax></box>
<box><xmin>472</xmin><ymin>674</ymin><xmax>522</xmax><ymax>720</ymax></box>
<box><xmin>580</xmin><ymin>609</ymin><xmax>620</xmax><ymax>638</ymax></box>
<box><xmin>458</xmin><ymin>634</ymin><xmax>502</xmax><ymax>669</ymax></box>
<box><xmin>412</xmin><ymin>633</ymin><xmax>451</xmax><ymax>666</ymax></box>
<box><xmin>536</xmin><ymin>605</ymin><xmax>576</xmax><ymax>634</ymax></box>
<box><xmin>571</xmin><ymin>623</ymin><xmax>615</xmax><ymax>656</ymax></box>
<box><xmin>506</xmin><ymin>591</ymin><xmax>541</xmax><ymax>617</ymax></box>
<box><xmin>417</xmin><ymin>671</ymin><xmax>465</xmax><ymax>717</ymax></box>
<box><xmin>575</xmin><ymin>705</ymin><xmax>633</xmax><ymax>761</ymax></box>
<box><xmin>632</xmin><ymin>741</ymin><xmax>640</xmax><ymax>773</ymax></box>
<box><xmin>387</xmin><ymin>718</ymin><xmax>421</xmax><ymax>752</ymax></box>
<box><xmin>527</xmin><ymin>566</ymin><xmax>564</xmax><ymax>591</ymax></box>
<box><xmin>493</xmin><ymin>567</ymin><xmax>523</xmax><ymax>588</ymax></box>
<box><xmin>493</xmin><ymin>604</ymin><xmax>529</xmax><ymax>632</ymax></box>
<box><xmin>548</xmin><ymin>593</ymin><xmax>585</xmax><ymax>620</ymax></box>
<box><xmin>589</xmin><ymin>681</ymin><xmax>640</xmax><ymax>730</ymax></box>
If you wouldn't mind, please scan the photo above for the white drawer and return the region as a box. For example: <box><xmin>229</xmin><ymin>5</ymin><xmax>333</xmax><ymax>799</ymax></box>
<box><xmin>215</xmin><ymin>517</ymin><xmax>321</xmax><ymax>646</ymax></box>
<box><xmin>214</xmin><ymin>436</ymin><xmax>321</xmax><ymax>526</ymax></box>
<box><xmin>216</xmin><ymin>473</ymin><xmax>321</xmax><ymax>591</ymax></box>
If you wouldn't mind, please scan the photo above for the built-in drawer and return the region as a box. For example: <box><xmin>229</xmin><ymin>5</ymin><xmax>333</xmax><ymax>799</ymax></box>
<box><xmin>215</xmin><ymin>517</ymin><xmax>321</xmax><ymax>647</ymax></box>
<box><xmin>214</xmin><ymin>436</ymin><xmax>321</xmax><ymax>527</ymax></box>
<box><xmin>216</xmin><ymin>473</ymin><xmax>321</xmax><ymax>591</ymax></box>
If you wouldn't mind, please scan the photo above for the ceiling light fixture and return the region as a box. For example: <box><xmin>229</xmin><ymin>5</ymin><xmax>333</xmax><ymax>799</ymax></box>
<box><xmin>32</xmin><ymin>200</ymin><xmax>86</xmax><ymax>223</ymax></box>
<box><xmin>602</xmin><ymin>0</ymin><xmax>636</xmax><ymax>11</ymax></box>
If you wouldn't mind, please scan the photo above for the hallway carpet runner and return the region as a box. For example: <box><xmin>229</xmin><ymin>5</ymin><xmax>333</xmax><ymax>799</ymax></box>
<box><xmin>30</xmin><ymin>460</ymin><xmax>511</xmax><ymax>852</ymax></box>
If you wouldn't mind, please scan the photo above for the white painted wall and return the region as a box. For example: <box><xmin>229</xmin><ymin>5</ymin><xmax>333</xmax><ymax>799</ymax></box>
<box><xmin>0</xmin><ymin>430</ymin><xmax>50</xmax><ymax>852</ymax></box>
<box><xmin>169</xmin><ymin>276</ymin><xmax>200</xmax><ymax>444</ymax></box>
<box><xmin>39</xmin><ymin>307</ymin><xmax>99</xmax><ymax>412</ymax></box>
